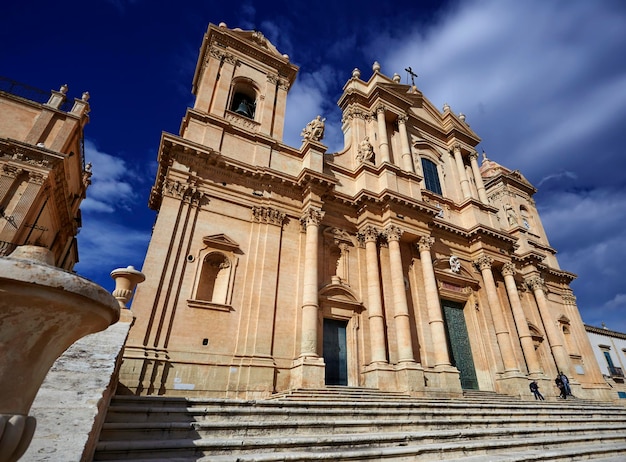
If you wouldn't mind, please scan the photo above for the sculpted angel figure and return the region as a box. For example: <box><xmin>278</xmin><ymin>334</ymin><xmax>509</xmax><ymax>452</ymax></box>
<box><xmin>301</xmin><ymin>115</ymin><xmax>325</xmax><ymax>142</ymax></box>
<box><xmin>356</xmin><ymin>136</ymin><xmax>374</xmax><ymax>163</ymax></box>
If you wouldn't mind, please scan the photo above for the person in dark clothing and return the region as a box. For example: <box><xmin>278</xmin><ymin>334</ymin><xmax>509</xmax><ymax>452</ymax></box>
<box><xmin>559</xmin><ymin>372</ymin><xmax>572</xmax><ymax>396</ymax></box>
<box><xmin>529</xmin><ymin>380</ymin><xmax>544</xmax><ymax>400</ymax></box>
<box><xmin>555</xmin><ymin>375</ymin><xmax>567</xmax><ymax>399</ymax></box>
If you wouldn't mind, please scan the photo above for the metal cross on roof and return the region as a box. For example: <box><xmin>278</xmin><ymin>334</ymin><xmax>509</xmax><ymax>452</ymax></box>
<box><xmin>405</xmin><ymin>66</ymin><xmax>418</xmax><ymax>86</ymax></box>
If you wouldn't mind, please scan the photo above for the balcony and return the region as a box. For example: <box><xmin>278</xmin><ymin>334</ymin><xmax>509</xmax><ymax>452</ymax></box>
<box><xmin>609</xmin><ymin>366</ymin><xmax>624</xmax><ymax>382</ymax></box>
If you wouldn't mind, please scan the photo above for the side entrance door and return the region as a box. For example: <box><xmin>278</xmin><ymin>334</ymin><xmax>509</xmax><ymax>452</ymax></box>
<box><xmin>441</xmin><ymin>300</ymin><xmax>479</xmax><ymax>390</ymax></box>
<box><xmin>323</xmin><ymin>318</ymin><xmax>348</xmax><ymax>385</ymax></box>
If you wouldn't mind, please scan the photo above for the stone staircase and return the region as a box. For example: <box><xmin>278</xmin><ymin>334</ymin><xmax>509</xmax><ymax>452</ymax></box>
<box><xmin>93</xmin><ymin>387</ymin><xmax>626</xmax><ymax>461</ymax></box>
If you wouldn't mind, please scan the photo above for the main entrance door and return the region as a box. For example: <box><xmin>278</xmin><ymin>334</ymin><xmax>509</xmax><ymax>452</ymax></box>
<box><xmin>323</xmin><ymin>318</ymin><xmax>348</xmax><ymax>385</ymax></box>
<box><xmin>442</xmin><ymin>300</ymin><xmax>479</xmax><ymax>390</ymax></box>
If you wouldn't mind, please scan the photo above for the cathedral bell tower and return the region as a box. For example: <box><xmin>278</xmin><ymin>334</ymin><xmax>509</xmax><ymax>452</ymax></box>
<box><xmin>181</xmin><ymin>22</ymin><xmax>298</xmax><ymax>152</ymax></box>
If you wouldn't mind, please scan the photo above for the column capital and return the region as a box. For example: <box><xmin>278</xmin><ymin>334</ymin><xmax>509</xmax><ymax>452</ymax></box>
<box><xmin>417</xmin><ymin>236</ymin><xmax>435</xmax><ymax>252</ymax></box>
<box><xmin>526</xmin><ymin>275</ymin><xmax>545</xmax><ymax>292</ymax></box>
<box><xmin>501</xmin><ymin>261</ymin><xmax>517</xmax><ymax>277</ymax></box>
<box><xmin>300</xmin><ymin>207</ymin><xmax>324</xmax><ymax>228</ymax></box>
<box><xmin>397</xmin><ymin>113</ymin><xmax>408</xmax><ymax>125</ymax></box>
<box><xmin>475</xmin><ymin>255</ymin><xmax>494</xmax><ymax>271</ymax></box>
<box><xmin>384</xmin><ymin>224</ymin><xmax>403</xmax><ymax>242</ymax></box>
<box><xmin>452</xmin><ymin>143</ymin><xmax>462</xmax><ymax>154</ymax></box>
<box><xmin>469</xmin><ymin>151</ymin><xmax>479</xmax><ymax>162</ymax></box>
<box><xmin>375</xmin><ymin>104</ymin><xmax>386</xmax><ymax>115</ymax></box>
<box><xmin>209</xmin><ymin>46</ymin><xmax>237</xmax><ymax>65</ymax></box>
<box><xmin>253</xmin><ymin>206</ymin><xmax>286</xmax><ymax>225</ymax></box>
<box><xmin>360</xmin><ymin>224</ymin><xmax>380</xmax><ymax>243</ymax></box>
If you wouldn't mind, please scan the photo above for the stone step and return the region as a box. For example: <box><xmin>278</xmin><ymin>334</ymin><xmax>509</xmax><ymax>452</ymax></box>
<box><xmin>94</xmin><ymin>391</ymin><xmax>626</xmax><ymax>461</ymax></box>
<box><xmin>98</xmin><ymin>417</ymin><xmax>626</xmax><ymax>441</ymax></box>
<box><xmin>93</xmin><ymin>428</ymin><xmax>626</xmax><ymax>461</ymax></box>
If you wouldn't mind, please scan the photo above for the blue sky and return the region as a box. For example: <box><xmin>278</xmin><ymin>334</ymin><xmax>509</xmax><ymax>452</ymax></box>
<box><xmin>2</xmin><ymin>1</ymin><xmax>626</xmax><ymax>331</ymax></box>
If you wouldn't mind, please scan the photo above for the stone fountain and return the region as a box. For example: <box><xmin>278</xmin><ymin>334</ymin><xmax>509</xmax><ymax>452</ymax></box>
<box><xmin>0</xmin><ymin>246</ymin><xmax>120</xmax><ymax>462</ymax></box>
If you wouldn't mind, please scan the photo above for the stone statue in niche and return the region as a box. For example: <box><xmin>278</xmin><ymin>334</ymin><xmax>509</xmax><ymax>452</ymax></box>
<box><xmin>356</xmin><ymin>136</ymin><xmax>374</xmax><ymax>163</ymax></box>
<box><xmin>504</xmin><ymin>205</ymin><xmax>518</xmax><ymax>226</ymax></box>
<box><xmin>301</xmin><ymin>115</ymin><xmax>325</xmax><ymax>142</ymax></box>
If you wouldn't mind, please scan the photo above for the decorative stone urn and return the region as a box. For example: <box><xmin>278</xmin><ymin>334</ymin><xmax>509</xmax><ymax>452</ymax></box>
<box><xmin>0</xmin><ymin>246</ymin><xmax>119</xmax><ymax>462</ymax></box>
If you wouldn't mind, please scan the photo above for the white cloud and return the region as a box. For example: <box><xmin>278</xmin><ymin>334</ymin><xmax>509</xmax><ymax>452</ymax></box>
<box><xmin>82</xmin><ymin>139</ymin><xmax>139</xmax><ymax>213</ymax></box>
<box><xmin>74</xmin><ymin>219</ymin><xmax>150</xmax><ymax>291</ymax></box>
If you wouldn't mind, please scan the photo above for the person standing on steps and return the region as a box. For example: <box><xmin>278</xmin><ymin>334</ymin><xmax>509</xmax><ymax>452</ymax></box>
<box><xmin>555</xmin><ymin>374</ymin><xmax>567</xmax><ymax>399</ymax></box>
<box><xmin>559</xmin><ymin>371</ymin><xmax>572</xmax><ymax>397</ymax></box>
<box><xmin>529</xmin><ymin>380</ymin><xmax>544</xmax><ymax>400</ymax></box>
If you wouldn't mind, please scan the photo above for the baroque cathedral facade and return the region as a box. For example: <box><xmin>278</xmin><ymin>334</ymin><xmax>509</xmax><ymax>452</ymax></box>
<box><xmin>119</xmin><ymin>23</ymin><xmax>610</xmax><ymax>401</ymax></box>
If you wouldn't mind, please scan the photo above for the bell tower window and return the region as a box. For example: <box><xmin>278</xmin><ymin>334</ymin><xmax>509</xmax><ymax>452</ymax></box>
<box><xmin>230</xmin><ymin>83</ymin><xmax>257</xmax><ymax>119</ymax></box>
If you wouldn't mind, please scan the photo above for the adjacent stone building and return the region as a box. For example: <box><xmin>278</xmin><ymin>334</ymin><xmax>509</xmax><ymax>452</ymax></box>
<box><xmin>586</xmin><ymin>324</ymin><xmax>626</xmax><ymax>400</ymax></box>
<box><xmin>119</xmin><ymin>23</ymin><xmax>611</xmax><ymax>401</ymax></box>
<box><xmin>0</xmin><ymin>78</ymin><xmax>91</xmax><ymax>268</ymax></box>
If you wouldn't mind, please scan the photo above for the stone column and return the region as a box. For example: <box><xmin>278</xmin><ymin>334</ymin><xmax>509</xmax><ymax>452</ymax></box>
<box><xmin>453</xmin><ymin>144</ymin><xmax>472</xmax><ymax>200</ymax></box>
<box><xmin>385</xmin><ymin>225</ymin><xmax>415</xmax><ymax>363</ymax></box>
<box><xmin>526</xmin><ymin>276</ymin><xmax>572</xmax><ymax>375</ymax></box>
<box><xmin>375</xmin><ymin>105</ymin><xmax>391</xmax><ymax>164</ymax></box>
<box><xmin>501</xmin><ymin>262</ymin><xmax>542</xmax><ymax>376</ymax></box>
<box><xmin>418</xmin><ymin>236</ymin><xmax>451</xmax><ymax>368</ymax></box>
<box><xmin>475</xmin><ymin>256</ymin><xmax>519</xmax><ymax>373</ymax></box>
<box><xmin>469</xmin><ymin>151</ymin><xmax>489</xmax><ymax>204</ymax></box>
<box><xmin>363</xmin><ymin>225</ymin><xmax>387</xmax><ymax>364</ymax></box>
<box><xmin>397</xmin><ymin>114</ymin><xmax>415</xmax><ymax>173</ymax></box>
<box><xmin>299</xmin><ymin>207</ymin><xmax>324</xmax><ymax>358</ymax></box>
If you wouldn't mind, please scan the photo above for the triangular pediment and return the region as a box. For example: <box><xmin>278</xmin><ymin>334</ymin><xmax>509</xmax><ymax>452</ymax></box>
<box><xmin>202</xmin><ymin>234</ymin><xmax>240</xmax><ymax>252</ymax></box>
<box><xmin>229</xmin><ymin>28</ymin><xmax>285</xmax><ymax>59</ymax></box>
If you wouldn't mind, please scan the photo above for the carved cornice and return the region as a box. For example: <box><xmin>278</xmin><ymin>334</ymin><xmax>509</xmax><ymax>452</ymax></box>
<box><xmin>252</xmin><ymin>206</ymin><xmax>285</xmax><ymax>225</ymax></box>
